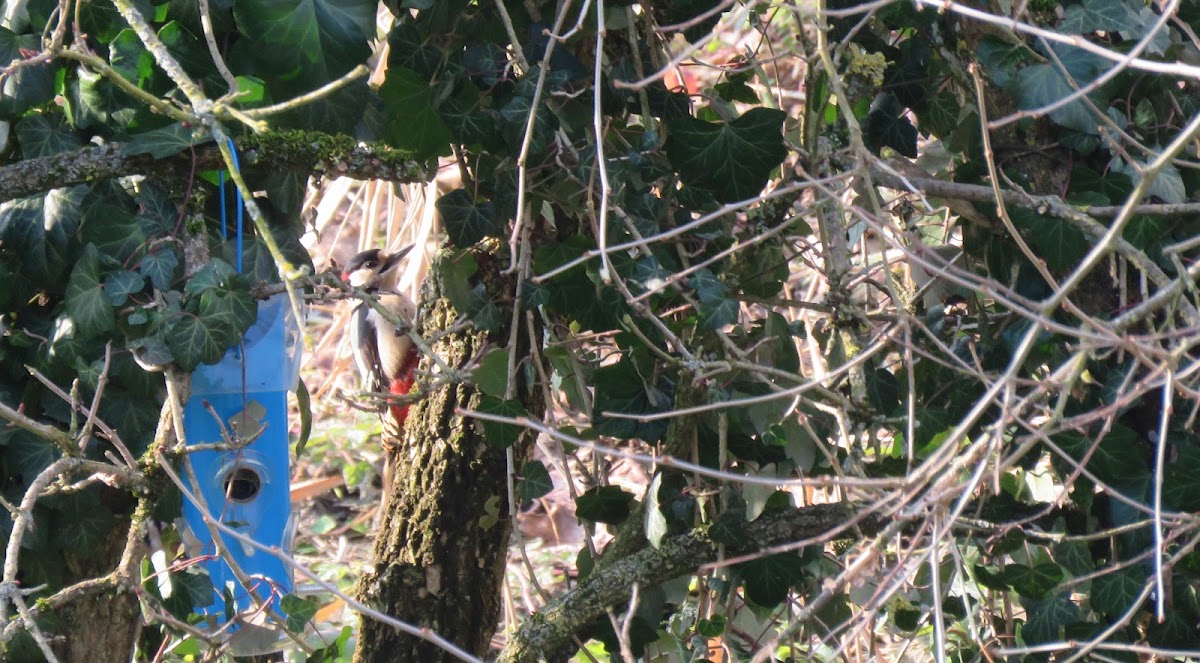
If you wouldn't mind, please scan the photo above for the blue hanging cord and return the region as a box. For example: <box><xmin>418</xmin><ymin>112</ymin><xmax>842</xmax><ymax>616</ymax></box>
<box><xmin>218</xmin><ymin>171</ymin><xmax>227</xmax><ymax>240</ymax></box>
<box><xmin>216</xmin><ymin>139</ymin><xmax>245</xmax><ymax>274</ymax></box>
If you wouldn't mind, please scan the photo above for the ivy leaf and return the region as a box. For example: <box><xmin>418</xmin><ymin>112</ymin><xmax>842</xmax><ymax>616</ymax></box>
<box><xmin>1054</xmin><ymin>426</ymin><xmax>1147</xmax><ymax>486</ymax></box>
<box><xmin>644</xmin><ymin>473</ymin><xmax>668</xmax><ymax>548</ymax></box>
<box><xmin>123</xmin><ymin>123</ymin><xmax>207</xmax><ymax>159</ymax></box>
<box><xmin>108</xmin><ymin>28</ymin><xmax>153</xmax><ymax>85</ymax></box>
<box><xmin>1147</xmin><ymin>612</ymin><xmax>1199</xmax><ymax>648</ymax></box>
<box><xmin>14</xmin><ymin>114</ymin><xmax>82</xmax><ymax>158</ymax></box>
<box><xmin>575</xmin><ymin>485</ymin><xmax>635</xmax><ymax>525</ymax></box>
<box><xmin>103</xmin><ymin>270</ymin><xmax>145</xmax><ymax>305</ymax></box>
<box><xmin>1111</xmin><ymin>155</ymin><xmax>1186</xmax><ymax>204</ymax></box>
<box><xmin>1059</xmin><ymin>0</ymin><xmax>1132</xmax><ymax>33</ymax></box>
<box><xmin>1004</xmin><ymin>562</ymin><xmax>1064</xmax><ymax>598</ymax></box>
<box><xmin>198</xmin><ymin>289</ymin><xmax>258</xmax><ymax>340</ymax></box>
<box><xmin>866</xmin><ymin>93</ymin><xmax>918</xmax><ymax>157</ymax></box>
<box><xmin>183</xmin><ymin>258</ymin><xmax>236</xmax><ymax>295</ymax></box>
<box><xmin>592</xmin><ymin>361</ymin><xmax>671</xmax><ymax>443</ymax></box>
<box><xmin>517</xmin><ymin>460</ymin><xmax>553</xmax><ymax>501</ymax></box>
<box><xmin>921</xmin><ymin>91</ymin><xmax>960</xmax><ymax>137</ymax></box>
<box><xmin>738</xmin><ymin>553</ymin><xmax>805</xmax><ymax>607</ymax></box>
<box><xmin>1052</xmin><ymin>540</ymin><xmax>1095</xmax><ymax>577</ymax></box>
<box><xmin>379</xmin><ymin>67</ymin><xmax>453</xmax><ymax>159</ymax></box>
<box><xmin>1</xmin><ymin>29</ymin><xmax>55</xmax><ymax>118</ymax></box>
<box><xmin>475</xmin><ymin>395</ymin><xmax>528</xmax><ymax>449</ymax></box>
<box><xmin>1090</xmin><ymin>566</ymin><xmax>1144</xmax><ymax>617</ymax></box>
<box><xmin>1011</xmin><ymin>208</ymin><xmax>1088</xmax><ymax>272</ymax></box>
<box><xmin>473</xmin><ymin>349</ymin><xmax>511</xmax><ymax>399</ymax></box>
<box><xmin>436</xmin><ymin>189</ymin><xmax>500</xmax><ymax>248</ymax></box>
<box><xmin>164</xmin><ymin>314</ymin><xmax>228</xmax><ymax>371</ymax></box>
<box><xmin>81</xmin><ymin>182</ymin><xmax>144</xmax><ymax>263</ymax></box>
<box><xmin>140</xmin><ymin>248</ymin><xmax>180</xmax><ymax>291</ymax></box>
<box><xmin>664</xmin><ymin>107</ymin><xmax>787</xmax><ymax>203</ymax></box>
<box><xmin>1017</xmin><ymin>63</ymin><xmax>1102</xmax><ymax>135</ymax></box>
<box><xmin>696</xmin><ymin>615</ymin><xmax>727</xmax><ymax>637</ymax></box>
<box><xmin>50</xmin><ymin>489</ymin><xmax>115</xmax><ymax>554</ymax></box>
<box><xmin>865</xmin><ymin>367</ymin><xmax>902</xmax><ymax>416</ymax></box>
<box><xmin>1121</xmin><ymin>6</ymin><xmax>1170</xmax><ymax>56</ymax></box>
<box><xmin>280</xmin><ymin>594</ymin><xmax>319</xmax><ymax>633</ymax></box>
<box><xmin>1163</xmin><ymin>447</ymin><xmax>1200</xmax><ymax>511</ymax></box>
<box><xmin>65</xmin><ymin>244</ymin><xmax>116</xmax><ymax>337</ymax></box>
<box><xmin>975</xmin><ymin>37</ymin><xmax>1031</xmax><ymax>89</ymax></box>
<box><xmin>1021</xmin><ymin>593</ymin><xmax>1080</xmax><ymax>645</ymax></box>
<box><xmin>233</xmin><ymin>0</ymin><xmax>373</xmax><ymax>78</ymax></box>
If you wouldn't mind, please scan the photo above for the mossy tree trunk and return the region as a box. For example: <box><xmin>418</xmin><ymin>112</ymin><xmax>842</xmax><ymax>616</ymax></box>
<box><xmin>354</xmin><ymin>249</ymin><xmax>540</xmax><ymax>662</ymax></box>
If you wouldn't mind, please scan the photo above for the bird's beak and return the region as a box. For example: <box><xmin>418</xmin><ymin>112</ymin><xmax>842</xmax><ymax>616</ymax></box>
<box><xmin>340</xmin><ymin>270</ymin><xmax>351</xmax><ymax>281</ymax></box>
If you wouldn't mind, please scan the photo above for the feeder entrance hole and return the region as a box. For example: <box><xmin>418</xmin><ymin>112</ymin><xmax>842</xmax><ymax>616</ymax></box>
<box><xmin>223</xmin><ymin>467</ymin><xmax>262</xmax><ymax>503</ymax></box>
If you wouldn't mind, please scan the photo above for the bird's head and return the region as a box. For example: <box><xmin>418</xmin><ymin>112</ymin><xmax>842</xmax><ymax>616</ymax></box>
<box><xmin>341</xmin><ymin>246</ymin><xmax>413</xmax><ymax>291</ymax></box>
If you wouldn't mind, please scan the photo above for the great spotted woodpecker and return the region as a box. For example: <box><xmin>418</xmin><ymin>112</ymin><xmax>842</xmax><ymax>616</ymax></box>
<box><xmin>341</xmin><ymin>247</ymin><xmax>420</xmax><ymax>438</ymax></box>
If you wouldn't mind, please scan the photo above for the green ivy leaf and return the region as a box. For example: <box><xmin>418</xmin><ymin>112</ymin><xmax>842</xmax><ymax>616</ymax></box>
<box><xmin>696</xmin><ymin>614</ymin><xmax>727</xmax><ymax>637</ymax></box>
<box><xmin>184</xmin><ymin>258</ymin><xmax>236</xmax><ymax>295</ymax></box>
<box><xmin>865</xmin><ymin>367</ymin><xmax>902</xmax><ymax>416</ymax></box>
<box><xmin>198</xmin><ymin>289</ymin><xmax>257</xmax><ymax>340</ymax></box>
<box><xmin>575</xmin><ymin>485</ymin><xmax>635</xmax><ymax>525</ymax></box>
<box><xmin>233</xmin><ymin>0</ymin><xmax>373</xmax><ymax>78</ymax></box>
<box><xmin>1005</xmin><ymin>562</ymin><xmax>1064</xmax><ymax>598</ymax></box>
<box><xmin>108</xmin><ymin>29</ymin><xmax>153</xmax><ymax>85</ymax></box>
<box><xmin>280</xmin><ymin>593</ymin><xmax>319</xmax><ymax>633</ymax></box>
<box><xmin>1090</xmin><ymin>566</ymin><xmax>1144</xmax><ymax>617</ymax></box>
<box><xmin>1052</xmin><ymin>540</ymin><xmax>1095</xmax><ymax>577</ymax></box>
<box><xmin>517</xmin><ymin>460</ymin><xmax>553</xmax><ymax>501</ymax></box>
<box><xmin>738</xmin><ymin>553</ymin><xmax>805</xmax><ymax>607</ymax></box>
<box><xmin>14</xmin><ymin>114</ymin><xmax>82</xmax><ymax>158</ymax></box>
<box><xmin>1017</xmin><ymin>63</ymin><xmax>1102</xmax><ymax>135</ymax></box>
<box><xmin>1059</xmin><ymin>0</ymin><xmax>1132</xmax><ymax>33</ymax></box>
<box><xmin>103</xmin><ymin>270</ymin><xmax>145</xmax><ymax>305</ymax></box>
<box><xmin>866</xmin><ymin>94</ymin><xmax>918</xmax><ymax>157</ymax></box>
<box><xmin>123</xmin><ymin>123</ymin><xmax>207</xmax><ymax>159</ymax></box>
<box><xmin>164</xmin><ymin>313</ymin><xmax>228</xmax><ymax>371</ymax></box>
<box><xmin>81</xmin><ymin>182</ymin><xmax>144</xmax><ymax>263</ymax></box>
<box><xmin>1147</xmin><ymin>612</ymin><xmax>1199</xmax><ymax>648</ymax></box>
<box><xmin>50</xmin><ymin>489</ymin><xmax>115</xmax><ymax>554</ymax></box>
<box><xmin>436</xmin><ymin>189</ymin><xmax>500</xmax><ymax>248</ymax></box>
<box><xmin>644</xmin><ymin>472</ymin><xmax>668</xmax><ymax>548</ymax></box>
<box><xmin>921</xmin><ymin>91</ymin><xmax>960</xmax><ymax>137</ymax></box>
<box><xmin>140</xmin><ymin>248</ymin><xmax>180</xmax><ymax>291</ymax></box>
<box><xmin>473</xmin><ymin>349</ymin><xmax>511</xmax><ymax>399</ymax></box>
<box><xmin>1054</xmin><ymin>426</ymin><xmax>1147</xmax><ymax>486</ymax></box>
<box><xmin>592</xmin><ymin>360</ymin><xmax>671</xmax><ymax>443</ymax></box>
<box><xmin>664</xmin><ymin>107</ymin><xmax>787</xmax><ymax>203</ymax></box>
<box><xmin>379</xmin><ymin>67</ymin><xmax>453</xmax><ymax>159</ymax></box>
<box><xmin>1021</xmin><ymin>593</ymin><xmax>1080</xmax><ymax>645</ymax></box>
<box><xmin>1011</xmin><ymin>208</ymin><xmax>1088</xmax><ymax>272</ymax></box>
<box><xmin>475</xmin><ymin>395</ymin><xmax>528</xmax><ymax>449</ymax></box>
<box><xmin>65</xmin><ymin>244</ymin><xmax>116</xmax><ymax>337</ymax></box>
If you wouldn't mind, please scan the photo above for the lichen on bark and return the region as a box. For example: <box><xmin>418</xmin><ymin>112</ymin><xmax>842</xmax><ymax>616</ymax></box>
<box><xmin>354</xmin><ymin>248</ymin><xmax>542</xmax><ymax>662</ymax></box>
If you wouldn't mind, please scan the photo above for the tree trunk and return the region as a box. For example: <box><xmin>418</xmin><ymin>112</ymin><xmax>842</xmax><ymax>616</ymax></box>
<box><xmin>355</xmin><ymin>249</ymin><xmax>539</xmax><ymax>662</ymax></box>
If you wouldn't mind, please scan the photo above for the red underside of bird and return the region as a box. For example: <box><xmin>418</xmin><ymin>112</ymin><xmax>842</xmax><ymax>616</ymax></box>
<box><xmin>388</xmin><ymin>347</ymin><xmax>420</xmax><ymax>429</ymax></box>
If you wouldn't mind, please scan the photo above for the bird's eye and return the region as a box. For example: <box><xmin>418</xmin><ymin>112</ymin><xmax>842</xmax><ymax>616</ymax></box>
<box><xmin>365</xmin><ymin>260</ymin><xmax>377</xmax><ymax>268</ymax></box>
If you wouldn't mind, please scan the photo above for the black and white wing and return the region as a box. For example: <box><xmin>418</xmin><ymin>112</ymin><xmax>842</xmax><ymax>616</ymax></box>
<box><xmin>350</xmin><ymin>302</ymin><xmax>385</xmax><ymax>395</ymax></box>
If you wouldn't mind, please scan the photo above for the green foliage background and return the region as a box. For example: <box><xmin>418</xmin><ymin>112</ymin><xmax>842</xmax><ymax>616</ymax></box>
<box><xmin>3</xmin><ymin>0</ymin><xmax>1200</xmax><ymax>660</ymax></box>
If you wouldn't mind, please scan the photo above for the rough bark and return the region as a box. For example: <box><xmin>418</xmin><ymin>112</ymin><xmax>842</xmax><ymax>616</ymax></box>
<box><xmin>56</xmin><ymin>520</ymin><xmax>140</xmax><ymax>663</ymax></box>
<box><xmin>354</xmin><ymin>249</ymin><xmax>540</xmax><ymax>662</ymax></box>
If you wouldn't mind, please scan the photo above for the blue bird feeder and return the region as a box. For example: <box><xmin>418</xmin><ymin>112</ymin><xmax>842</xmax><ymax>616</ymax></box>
<box><xmin>181</xmin><ymin>293</ymin><xmax>303</xmax><ymax>653</ymax></box>
<box><xmin>178</xmin><ymin>141</ymin><xmax>304</xmax><ymax>653</ymax></box>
